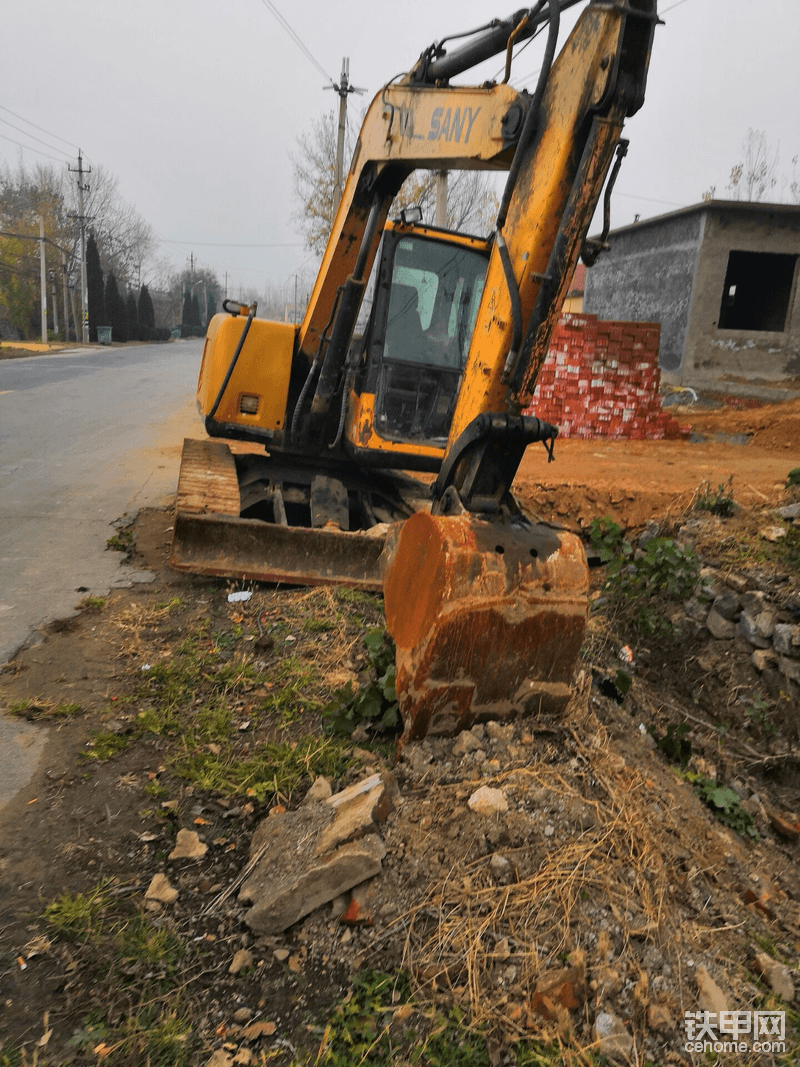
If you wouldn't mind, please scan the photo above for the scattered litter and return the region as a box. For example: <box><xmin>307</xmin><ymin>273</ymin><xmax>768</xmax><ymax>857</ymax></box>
<box><xmin>227</xmin><ymin>591</ymin><xmax>252</xmax><ymax>603</ymax></box>
<box><xmin>618</xmin><ymin>644</ymin><xmax>634</xmax><ymax>665</ymax></box>
<box><xmin>141</xmin><ymin>663</ymin><xmax>151</xmax><ymax>671</ymax></box>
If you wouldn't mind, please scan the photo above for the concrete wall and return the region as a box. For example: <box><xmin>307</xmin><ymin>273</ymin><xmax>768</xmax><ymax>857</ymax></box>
<box><xmin>683</xmin><ymin>206</ymin><xmax>800</xmax><ymax>390</ymax></box>
<box><xmin>583</xmin><ymin>212</ymin><xmax>703</xmax><ymax>373</ymax></box>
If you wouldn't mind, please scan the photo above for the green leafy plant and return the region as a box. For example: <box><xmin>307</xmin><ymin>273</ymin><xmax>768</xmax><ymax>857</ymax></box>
<box><xmin>315</xmin><ymin>970</ymin><xmax>412</xmax><ymax>1066</ymax></box>
<box><xmin>587</xmin><ymin>516</ymin><xmax>632</xmax><ymax>564</ymax></box>
<box><xmin>786</xmin><ymin>467</ymin><xmax>800</xmax><ymax>488</ymax></box>
<box><xmin>594</xmin><ymin>531</ymin><xmax>700</xmax><ymax>635</ymax></box>
<box><xmin>695</xmin><ymin>476</ymin><xmax>735</xmax><ymax>517</ymax></box>
<box><xmin>106</xmin><ymin>529</ymin><xmax>133</xmax><ymax>551</ymax></box>
<box><xmin>685</xmin><ymin>773</ymin><xmax>759</xmax><ymax>839</ymax></box>
<box><xmin>323</xmin><ymin>628</ymin><xmax>401</xmax><ymax>738</ymax></box>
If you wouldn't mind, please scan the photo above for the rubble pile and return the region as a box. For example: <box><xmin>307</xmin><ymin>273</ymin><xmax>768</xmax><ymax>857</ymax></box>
<box><xmin>144</xmin><ymin>678</ymin><xmax>799</xmax><ymax>1065</ymax></box>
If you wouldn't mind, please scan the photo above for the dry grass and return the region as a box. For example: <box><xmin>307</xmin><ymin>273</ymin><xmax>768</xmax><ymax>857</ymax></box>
<box><xmin>399</xmin><ymin>678</ymin><xmax>688</xmax><ymax>1050</ymax></box>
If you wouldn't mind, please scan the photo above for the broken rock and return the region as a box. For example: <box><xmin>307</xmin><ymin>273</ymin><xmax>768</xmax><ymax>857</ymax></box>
<box><xmin>695</xmin><ymin>965</ymin><xmax>728</xmax><ymax>1016</ymax></box>
<box><xmin>594</xmin><ymin>1010</ymin><xmax>633</xmax><ymax>1061</ymax></box>
<box><xmin>238</xmin><ymin>774</ymin><xmax>396</xmax><ymax>934</ymax></box>
<box><xmin>169</xmin><ymin>828</ymin><xmax>208</xmax><ymax>861</ymax></box>
<box><xmin>145</xmin><ymin>873</ymin><xmax>178</xmax><ymax>906</ymax></box>
<box><xmin>467</xmin><ymin>786</ymin><xmax>508</xmax><ymax>816</ymax></box>
<box><xmin>753</xmin><ymin>951</ymin><xmax>795</xmax><ymax>1003</ymax></box>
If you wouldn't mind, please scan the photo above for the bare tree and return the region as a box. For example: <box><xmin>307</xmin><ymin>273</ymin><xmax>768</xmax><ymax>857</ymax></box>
<box><xmin>291</xmin><ymin>109</ymin><xmax>500</xmax><ymax>255</ymax></box>
<box><xmin>725</xmin><ymin>129</ymin><xmax>779</xmax><ymax>202</ymax></box>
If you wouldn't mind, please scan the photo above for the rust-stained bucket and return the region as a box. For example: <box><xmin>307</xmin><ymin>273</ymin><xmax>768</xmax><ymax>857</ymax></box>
<box><xmin>170</xmin><ymin>512</ymin><xmax>386</xmax><ymax>590</ymax></box>
<box><xmin>382</xmin><ymin>511</ymin><xmax>589</xmax><ymax>739</ymax></box>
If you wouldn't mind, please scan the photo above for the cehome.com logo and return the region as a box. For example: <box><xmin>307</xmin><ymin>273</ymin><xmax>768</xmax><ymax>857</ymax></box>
<box><xmin>683</xmin><ymin>1010</ymin><xmax>786</xmax><ymax>1054</ymax></box>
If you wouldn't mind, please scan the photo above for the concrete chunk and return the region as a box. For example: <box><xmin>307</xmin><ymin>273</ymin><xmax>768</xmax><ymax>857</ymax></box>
<box><xmin>238</xmin><ymin>774</ymin><xmax>396</xmax><ymax>934</ymax></box>
<box><xmin>241</xmin><ymin>835</ymin><xmax>386</xmax><ymax>934</ymax></box>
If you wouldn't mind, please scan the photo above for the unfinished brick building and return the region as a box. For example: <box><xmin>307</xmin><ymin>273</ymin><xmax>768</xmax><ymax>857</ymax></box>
<box><xmin>582</xmin><ymin>200</ymin><xmax>800</xmax><ymax>399</ymax></box>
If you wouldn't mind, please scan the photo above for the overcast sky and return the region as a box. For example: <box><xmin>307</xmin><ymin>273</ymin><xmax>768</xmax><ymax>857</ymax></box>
<box><xmin>2</xmin><ymin>0</ymin><xmax>798</xmax><ymax>299</ymax></box>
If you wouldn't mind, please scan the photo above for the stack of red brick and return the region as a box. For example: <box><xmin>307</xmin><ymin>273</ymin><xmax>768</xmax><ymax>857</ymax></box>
<box><xmin>525</xmin><ymin>313</ymin><xmax>690</xmax><ymax>440</ymax></box>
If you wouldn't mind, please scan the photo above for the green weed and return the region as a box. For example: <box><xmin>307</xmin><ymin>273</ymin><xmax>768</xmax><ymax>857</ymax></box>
<box><xmin>695</xmin><ymin>476</ymin><xmax>735</xmax><ymax>517</ymax></box>
<box><xmin>174</xmin><ymin>734</ymin><xmax>352</xmax><ymax>800</ymax></box>
<box><xmin>323</xmin><ymin>628</ymin><xmax>400</xmax><ymax>738</ymax></box>
<box><xmin>77</xmin><ymin>596</ymin><xmax>106</xmax><ymax>610</ymax></box>
<box><xmin>587</xmin><ymin>515</ymin><xmax>632</xmax><ymax>564</ymax></box>
<box><xmin>82</xmin><ymin>730</ymin><xmax>131</xmax><ymax>761</ymax></box>
<box><xmin>8</xmin><ymin>697</ymin><xmax>81</xmax><ymax>719</ymax></box>
<box><xmin>152</xmin><ymin>597</ymin><xmax>184</xmax><ymax>611</ymax></box>
<box><xmin>106</xmin><ymin>529</ymin><xmax>133</xmax><ymax>551</ymax></box>
<box><xmin>685</xmin><ymin>772</ymin><xmax>759</xmax><ymax>839</ymax></box>
<box><xmin>745</xmin><ymin>693</ymin><xmax>777</xmax><ymax>738</ymax></box>
<box><xmin>650</xmin><ymin>721</ymin><xmax>693</xmax><ymax>767</ymax></box>
<box><xmin>315</xmin><ymin>970</ymin><xmax>413</xmax><ymax>1066</ymax></box>
<box><xmin>786</xmin><ymin>467</ymin><xmax>800</xmax><ymax>488</ymax></box>
<box><xmin>116</xmin><ymin>913</ymin><xmax>184</xmax><ymax>972</ymax></box>
<box><xmin>589</xmin><ymin>518</ymin><xmax>700</xmax><ymax>636</ymax></box>
<box><xmin>43</xmin><ymin>881</ymin><xmax>115</xmax><ymax>943</ymax></box>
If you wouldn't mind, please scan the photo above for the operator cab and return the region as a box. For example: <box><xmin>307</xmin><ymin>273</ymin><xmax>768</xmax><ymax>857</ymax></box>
<box><xmin>353</xmin><ymin>220</ymin><xmax>490</xmax><ymax>449</ymax></box>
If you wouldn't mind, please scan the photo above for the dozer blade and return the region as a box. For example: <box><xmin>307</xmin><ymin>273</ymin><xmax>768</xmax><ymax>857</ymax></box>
<box><xmin>170</xmin><ymin>511</ymin><xmax>386</xmax><ymax>589</ymax></box>
<box><xmin>382</xmin><ymin>511</ymin><xmax>589</xmax><ymax>739</ymax></box>
<box><xmin>170</xmin><ymin>438</ymin><xmax>387</xmax><ymax>589</ymax></box>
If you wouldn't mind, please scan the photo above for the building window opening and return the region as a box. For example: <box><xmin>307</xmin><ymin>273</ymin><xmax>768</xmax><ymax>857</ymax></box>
<box><xmin>718</xmin><ymin>250</ymin><xmax>797</xmax><ymax>332</ymax></box>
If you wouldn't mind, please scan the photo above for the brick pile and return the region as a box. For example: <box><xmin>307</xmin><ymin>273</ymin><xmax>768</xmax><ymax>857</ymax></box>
<box><xmin>526</xmin><ymin>313</ymin><xmax>690</xmax><ymax>440</ymax></box>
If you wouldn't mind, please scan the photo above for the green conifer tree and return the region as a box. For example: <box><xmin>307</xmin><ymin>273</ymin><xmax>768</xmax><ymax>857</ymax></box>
<box><xmin>104</xmin><ymin>272</ymin><xmax>126</xmax><ymax>342</ymax></box>
<box><xmin>138</xmin><ymin>284</ymin><xmax>156</xmax><ymax>331</ymax></box>
<box><xmin>126</xmin><ymin>291</ymin><xmax>139</xmax><ymax>341</ymax></box>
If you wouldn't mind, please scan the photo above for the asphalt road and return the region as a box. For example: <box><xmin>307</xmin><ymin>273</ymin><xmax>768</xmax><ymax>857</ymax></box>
<box><xmin>0</xmin><ymin>340</ymin><xmax>205</xmax><ymax>808</ymax></box>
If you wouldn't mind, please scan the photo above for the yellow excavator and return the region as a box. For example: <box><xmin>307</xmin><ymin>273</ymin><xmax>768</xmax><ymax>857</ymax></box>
<box><xmin>171</xmin><ymin>0</ymin><xmax>659</xmax><ymax>738</ymax></box>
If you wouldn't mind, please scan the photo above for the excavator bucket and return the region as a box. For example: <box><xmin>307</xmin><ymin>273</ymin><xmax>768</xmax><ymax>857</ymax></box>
<box><xmin>382</xmin><ymin>510</ymin><xmax>589</xmax><ymax>740</ymax></box>
<box><xmin>169</xmin><ymin>439</ymin><xmax>387</xmax><ymax>590</ymax></box>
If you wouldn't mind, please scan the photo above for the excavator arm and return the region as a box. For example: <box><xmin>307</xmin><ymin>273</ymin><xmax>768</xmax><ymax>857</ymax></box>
<box><xmin>374</xmin><ymin>0</ymin><xmax>658</xmax><ymax>738</ymax></box>
<box><xmin>290</xmin><ymin>0</ymin><xmax>657</xmax><ymax>462</ymax></box>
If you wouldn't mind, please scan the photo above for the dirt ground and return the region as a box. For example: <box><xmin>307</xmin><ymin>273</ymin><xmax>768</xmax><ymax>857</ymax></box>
<box><xmin>0</xmin><ymin>397</ymin><xmax>798</xmax><ymax>1066</ymax></box>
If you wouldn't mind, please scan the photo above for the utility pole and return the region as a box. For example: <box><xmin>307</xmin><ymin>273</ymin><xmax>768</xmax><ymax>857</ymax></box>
<box><xmin>435</xmin><ymin>172</ymin><xmax>449</xmax><ymax>227</ymax></box>
<box><xmin>49</xmin><ymin>270</ymin><xmax>59</xmax><ymax>337</ymax></box>
<box><xmin>325</xmin><ymin>58</ymin><xmax>365</xmax><ymax>211</ymax></box>
<box><xmin>38</xmin><ymin>216</ymin><xmax>48</xmax><ymax>343</ymax></box>
<box><xmin>69</xmin><ymin>151</ymin><xmax>91</xmax><ymax>343</ymax></box>
<box><xmin>61</xmin><ymin>253</ymin><xmax>69</xmax><ymax>341</ymax></box>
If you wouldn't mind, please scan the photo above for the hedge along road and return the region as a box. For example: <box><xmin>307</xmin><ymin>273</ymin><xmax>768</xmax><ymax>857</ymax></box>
<box><xmin>0</xmin><ymin>338</ymin><xmax>205</xmax><ymax>810</ymax></box>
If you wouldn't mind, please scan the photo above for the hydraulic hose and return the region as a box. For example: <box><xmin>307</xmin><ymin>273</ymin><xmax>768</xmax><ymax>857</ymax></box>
<box><xmin>207</xmin><ymin>301</ymin><xmax>257</xmax><ymax>420</ymax></box>
<box><xmin>495</xmin><ymin>0</ymin><xmax>560</xmax><ymax>384</ymax></box>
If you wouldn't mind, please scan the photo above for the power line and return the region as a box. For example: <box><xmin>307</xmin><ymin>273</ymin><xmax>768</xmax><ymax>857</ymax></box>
<box><xmin>0</xmin><ymin>116</ymin><xmax>72</xmax><ymax>161</ymax></box>
<box><xmin>160</xmin><ymin>238</ymin><xmax>304</xmax><ymax>249</ymax></box>
<box><xmin>256</xmin><ymin>0</ymin><xmax>335</xmax><ymax>86</ymax></box>
<box><xmin>0</xmin><ymin>104</ymin><xmax>80</xmax><ymax>151</ymax></box>
<box><xmin>0</xmin><ymin>131</ymin><xmax>68</xmax><ymax>165</ymax></box>
<box><xmin>613</xmin><ymin>190</ymin><xmax>684</xmax><ymax>207</ymax></box>
<box><xmin>661</xmin><ymin>0</ymin><xmax>691</xmax><ymax>13</ymax></box>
